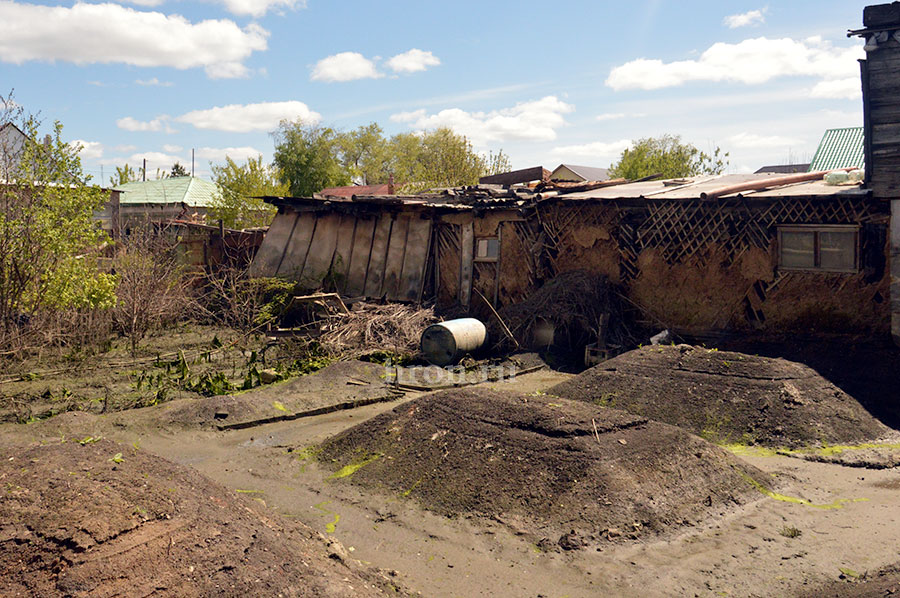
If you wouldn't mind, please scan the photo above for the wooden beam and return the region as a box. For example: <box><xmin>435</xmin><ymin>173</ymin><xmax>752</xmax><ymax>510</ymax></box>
<box><xmin>479</xmin><ymin>166</ymin><xmax>548</xmax><ymax>186</ymax></box>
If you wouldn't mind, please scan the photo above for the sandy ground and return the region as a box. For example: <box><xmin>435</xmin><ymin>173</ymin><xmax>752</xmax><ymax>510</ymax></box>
<box><xmin>3</xmin><ymin>367</ymin><xmax>900</xmax><ymax>597</ymax></box>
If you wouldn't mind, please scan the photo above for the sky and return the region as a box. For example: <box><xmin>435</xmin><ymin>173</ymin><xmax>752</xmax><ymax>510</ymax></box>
<box><xmin>0</xmin><ymin>0</ymin><xmax>871</xmax><ymax>184</ymax></box>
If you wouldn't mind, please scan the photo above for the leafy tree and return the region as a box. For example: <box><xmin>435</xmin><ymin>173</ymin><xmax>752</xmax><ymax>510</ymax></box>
<box><xmin>338</xmin><ymin>123</ymin><xmax>391</xmax><ymax>184</ymax></box>
<box><xmin>0</xmin><ymin>99</ymin><xmax>116</xmax><ymax>343</ymax></box>
<box><xmin>609</xmin><ymin>134</ymin><xmax>728</xmax><ymax>180</ymax></box>
<box><xmin>273</xmin><ymin>121</ymin><xmax>350</xmax><ymax>197</ymax></box>
<box><xmin>209</xmin><ymin>155</ymin><xmax>286</xmax><ymax>229</ymax></box>
<box><xmin>170</xmin><ymin>161</ymin><xmax>189</xmax><ymax>177</ymax></box>
<box><xmin>110</xmin><ymin>163</ymin><xmax>139</xmax><ymax>187</ymax></box>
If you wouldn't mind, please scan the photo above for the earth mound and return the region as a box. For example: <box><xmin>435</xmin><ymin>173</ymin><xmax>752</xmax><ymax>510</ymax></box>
<box><xmin>316</xmin><ymin>388</ymin><xmax>768</xmax><ymax>549</ymax></box>
<box><xmin>550</xmin><ymin>345</ymin><xmax>887</xmax><ymax>448</ymax></box>
<box><xmin>161</xmin><ymin>359</ymin><xmax>396</xmax><ymax>429</ymax></box>
<box><xmin>0</xmin><ymin>439</ymin><xmax>400</xmax><ymax>597</ymax></box>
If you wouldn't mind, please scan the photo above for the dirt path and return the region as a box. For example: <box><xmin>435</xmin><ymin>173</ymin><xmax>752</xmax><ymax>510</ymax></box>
<box><xmin>3</xmin><ymin>367</ymin><xmax>899</xmax><ymax>597</ymax></box>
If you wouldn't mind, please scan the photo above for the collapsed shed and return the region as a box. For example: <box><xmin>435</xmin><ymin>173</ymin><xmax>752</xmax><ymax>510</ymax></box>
<box><xmin>249</xmin><ymin>172</ymin><xmax>889</xmax><ymax>341</ymax></box>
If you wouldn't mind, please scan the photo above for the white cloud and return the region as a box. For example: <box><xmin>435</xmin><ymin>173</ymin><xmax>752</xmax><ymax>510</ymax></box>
<box><xmin>114</xmin><ymin>144</ymin><xmax>137</xmax><ymax>153</ymax></box>
<box><xmin>120</xmin><ymin>0</ymin><xmax>164</xmax><ymax>6</ymax></box>
<box><xmin>310</xmin><ymin>52</ymin><xmax>381</xmax><ymax>82</ymax></box>
<box><xmin>550</xmin><ymin>139</ymin><xmax>632</xmax><ymax>160</ymax></box>
<box><xmin>176</xmin><ymin>101</ymin><xmax>320</xmax><ymax>133</ymax></box>
<box><xmin>0</xmin><ymin>1</ymin><xmax>268</xmax><ymax>80</ymax></box>
<box><xmin>162</xmin><ymin>144</ymin><xmax>183</xmax><ymax>153</ymax></box>
<box><xmin>811</xmin><ymin>77</ymin><xmax>862</xmax><ymax>100</ymax></box>
<box><xmin>723</xmin><ymin>8</ymin><xmax>766</xmax><ymax>29</ymax></box>
<box><xmin>218</xmin><ymin>0</ymin><xmax>304</xmax><ymax>17</ymax></box>
<box><xmin>390</xmin><ymin>95</ymin><xmax>575</xmax><ymax>146</ymax></box>
<box><xmin>116</xmin><ymin>115</ymin><xmax>177</xmax><ymax>133</ymax></box>
<box><xmin>72</xmin><ymin>139</ymin><xmax>104</xmax><ymax>159</ymax></box>
<box><xmin>126</xmin><ymin>151</ymin><xmax>184</xmax><ymax>168</ymax></box>
<box><xmin>727</xmin><ymin>132</ymin><xmax>803</xmax><ymax>148</ymax></box>
<box><xmin>386</xmin><ymin>49</ymin><xmax>440</xmax><ymax>74</ymax></box>
<box><xmin>606</xmin><ymin>36</ymin><xmax>863</xmax><ymax>92</ymax></box>
<box><xmin>135</xmin><ymin>77</ymin><xmax>173</xmax><ymax>87</ymax></box>
<box><xmin>195</xmin><ymin>146</ymin><xmax>263</xmax><ymax>162</ymax></box>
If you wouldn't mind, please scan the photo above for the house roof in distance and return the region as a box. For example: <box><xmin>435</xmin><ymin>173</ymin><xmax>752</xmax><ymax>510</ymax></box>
<box><xmin>754</xmin><ymin>164</ymin><xmax>811</xmax><ymax>174</ymax></box>
<box><xmin>808</xmin><ymin>127</ymin><xmax>864</xmax><ymax>172</ymax></box>
<box><xmin>550</xmin><ymin>164</ymin><xmax>609</xmax><ymax>182</ymax></box>
<box><xmin>114</xmin><ymin>176</ymin><xmax>219</xmax><ymax>207</ymax></box>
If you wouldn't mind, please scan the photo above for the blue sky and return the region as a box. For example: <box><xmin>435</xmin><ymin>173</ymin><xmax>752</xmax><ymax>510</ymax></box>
<box><xmin>0</xmin><ymin>0</ymin><xmax>870</xmax><ymax>183</ymax></box>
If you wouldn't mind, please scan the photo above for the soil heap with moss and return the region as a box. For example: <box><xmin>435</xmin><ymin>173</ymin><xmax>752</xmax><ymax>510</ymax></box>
<box><xmin>0</xmin><ymin>439</ymin><xmax>402</xmax><ymax>598</ymax></box>
<box><xmin>316</xmin><ymin>388</ymin><xmax>768</xmax><ymax>550</ymax></box>
<box><xmin>550</xmin><ymin>344</ymin><xmax>887</xmax><ymax>448</ymax></box>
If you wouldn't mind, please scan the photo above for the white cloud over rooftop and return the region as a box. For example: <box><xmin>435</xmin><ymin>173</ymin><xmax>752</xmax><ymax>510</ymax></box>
<box><xmin>176</xmin><ymin>101</ymin><xmax>321</xmax><ymax>133</ymax></box>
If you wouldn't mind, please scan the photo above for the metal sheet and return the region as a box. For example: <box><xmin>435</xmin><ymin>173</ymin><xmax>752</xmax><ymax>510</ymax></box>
<box><xmin>364</xmin><ymin>214</ymin><xmax>393</xmax><ymax>298</ymax></box>
<box><xmin>300</xmin><ymin>211</ymin><xmax>341</xmax><ymax>284</ymax></box>
<box><xmin>249</xmin><ymin>210</ymin><xmax>298</xmax><ymax>277</ymax></box>
<box><xmin>382</xmin><ymin>213</ymin><xmax>411</xmax><ymax>300</ymax></box>
<box><xmin>346</xmin><ymin>217</ymin><xmax>375</xmax><ymax>296</ymax></box>
<box><xmin>275</xmin><ymin>212</ymin><xmax>316</xmax><ymax>278</ymax></box>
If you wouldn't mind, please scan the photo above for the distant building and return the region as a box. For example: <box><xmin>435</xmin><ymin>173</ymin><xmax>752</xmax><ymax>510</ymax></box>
<box><xmin>550</xmin><ymin>164</ymin><xmax>610</xmax><ymax>183</ymax></box>
<box><xmin>754</xmin><ymin>164</ymin><xmax>811</xmax><ymax>174</ymax></box>
<box><xmin>110</xmin><ymin>176</ymin><xmax>220</xmax><ymax>235</ymax></box>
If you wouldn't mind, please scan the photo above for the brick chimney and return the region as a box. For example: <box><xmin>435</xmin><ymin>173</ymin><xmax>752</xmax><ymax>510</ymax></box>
<box><xmin>855</xmin><ymin>3</ymin><xmax>900</xmax><ymax>345</ymax></box>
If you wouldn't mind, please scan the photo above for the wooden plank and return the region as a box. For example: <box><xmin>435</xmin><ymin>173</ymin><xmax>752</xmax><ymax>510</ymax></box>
<box><xmin>865</xmin><ymin>4</ymin><xmax>900</xmax><ymax>28</ymax></box>
<box><xmin>345</xmin><ymin>217</ymin><xmax>375</xmax><ymax>296</ymax></box>
<box><xmin>275</xmin><ymin>212</ymin><xmax>317</xmax><ymax>279</ymax></box>
<box><xmin>382</xmin><ymin>213</ymin><xmax>411</xmax><ymax>300</ymax></box>
<box><xmin>249</xmin><ymin>210</ymin><xmax>298</xmax><ymax>277</ymax></box>
<box><xmin>330</xmin><ymin>214</ymin><xmax>357</xmax><ymax>293</ymax></box>
<box><xmin>399</xmin><ymin>216</ymin><xmax>432</xmax><ymax>302</ymax></box>
<box><xmin>459</xmin><ymin>220</ymin><xmax>474</xmax><ymax>308</ymax></box>
<box><xmin>479</xmin><ymin>166</ymin><xmax>548</xmax><ymax>186</ymax></box>
<box><xmin>299</xmin><ymin>212</ymin><xmax>341</xmax><ymax>286</ymax></box>
<box><xmin>363</xmin><ymin>214</ymin><xmax>393</xmax><ymax>298</ymax></box>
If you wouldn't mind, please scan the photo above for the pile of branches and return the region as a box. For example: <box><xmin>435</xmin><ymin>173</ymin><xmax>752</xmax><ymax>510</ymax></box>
<box><xmin>496</xmin><ymin>270</ymin><xmax>631</xmax><ymax>352</ymax></box>
<box><xmin>319</xmin><ymin>302</ymin><xmax>438</xmax><ymax>357</ymax></box>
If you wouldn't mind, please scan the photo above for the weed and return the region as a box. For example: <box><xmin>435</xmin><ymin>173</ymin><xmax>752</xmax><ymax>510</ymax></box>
<box><xmin>780</xmin><ymin>525</ymin><xmax>802</xmax><ymax>538</ymax></box>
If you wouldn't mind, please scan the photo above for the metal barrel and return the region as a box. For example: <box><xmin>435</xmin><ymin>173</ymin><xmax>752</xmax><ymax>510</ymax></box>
<box><xmin>420</xmin><ymin>318</ymin><xmax>487</xmax><ymax>366</ymax></box>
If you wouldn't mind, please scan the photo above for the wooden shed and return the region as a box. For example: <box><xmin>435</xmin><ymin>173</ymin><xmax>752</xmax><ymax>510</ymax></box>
<box><xmin>250</xmin><ymin>172</ymin><xmax>890</xmax><ymax>339</ymax></box>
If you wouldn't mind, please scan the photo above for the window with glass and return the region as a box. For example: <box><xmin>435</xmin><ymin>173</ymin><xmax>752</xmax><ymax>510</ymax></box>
<box><xmin>475</xmin><ymin>237</ymin><xmax>500</xmax><ymax>262</ymax></box>
<box><xmin>777</xmin><ymin>225</ymin><xmax>858</xmax><ymax>272</ymax></box>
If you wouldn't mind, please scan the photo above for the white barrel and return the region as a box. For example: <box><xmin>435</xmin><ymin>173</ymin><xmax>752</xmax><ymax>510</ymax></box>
<box><xmin>420</xmin><ymin>318</ymin><xmax>487</xmax><ymax>366</ymax></box>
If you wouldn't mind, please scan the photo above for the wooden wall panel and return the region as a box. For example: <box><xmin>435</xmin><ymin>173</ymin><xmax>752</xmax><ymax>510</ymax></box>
<box><xmin>275</xmin><ymin>212</ymin><xmax>316</xmax><ymax>278</ymax></box>
<box><xmin>400</xmin><ymin>216</ymin><xmax>432</xmax><ymax>302</ymax></box>
<box><xmin>364</xmin><ymin>214</ymin><xmax>393</xmax><ymax>298</ymax></box>
<box><xmin>249</xmin><ymin>210</ymin><xmax>298</xmax><ymax>277</ymax></box>
<box><xmin>459</xmin><ymin>221</ymin><xmax>474</xmax><ymax>307</ymax></box>
<box><xmin>345</xmin><ymin>217</ymin><xmax>375</xmax><ymax>296</ymax></box>
<box><xmin>382</xmin><ymin>213</ymin><xmax>411</xmax><ymax>300</ymax></box>
<box><xmin>299</xmin><ymin>212</ymin><xmax>341</xmax><ymax>284</ymax></box>
<box><xmin>331</xmin><ymin>215</ymin><xmax>357</xmax><ymax>292</ymax></box>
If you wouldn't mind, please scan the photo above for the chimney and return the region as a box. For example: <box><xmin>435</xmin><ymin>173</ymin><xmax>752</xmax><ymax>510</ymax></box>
<box><xmin>855</xmin><ymin>3</ymin><xmax>900</xmax><ymax>345</ymax></box>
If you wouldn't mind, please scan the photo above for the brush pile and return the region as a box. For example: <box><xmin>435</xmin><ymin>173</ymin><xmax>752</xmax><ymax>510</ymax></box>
<box><xmin>496</xmin><ymin>270</ymin><xmax>630</xmax><ymax>351</ymax></box>
<box><xmin>319</xmin><ymin>302</ymin><xmax>438</xmax><ymax>357</ymax></box>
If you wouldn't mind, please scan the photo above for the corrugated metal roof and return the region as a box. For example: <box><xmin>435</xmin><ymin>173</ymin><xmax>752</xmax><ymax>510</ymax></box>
<box><xmin>551</xmin><ymin>164</ymin><xmax>609</xmax><ymax>182</ymax></box>
<box><xmin>114</xmin><ymin>176</ymin><xmax>220</xmax><ymax>207</ymax></box>
<box><xmin>808</xmin><ymin>127</ymin><xmax>864</xmax><ymax>171</ymax></box>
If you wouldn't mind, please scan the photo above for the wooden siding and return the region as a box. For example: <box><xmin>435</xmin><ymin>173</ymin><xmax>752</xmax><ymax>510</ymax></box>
<box><xmin>251</xmin><ymin>208</ymin><xmax>432</xmax><ymax>302</ymax></box>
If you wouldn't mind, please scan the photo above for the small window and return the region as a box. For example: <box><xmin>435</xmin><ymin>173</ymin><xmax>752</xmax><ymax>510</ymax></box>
<box><xmin>475</xmin><ymin>238</ymin><xmax>499</xmax><ymax>262</ymax></box>
<box><xmin>777</xmin><ymin>226</ymin><xmax>858</xmax><ymax>273</ymax></box>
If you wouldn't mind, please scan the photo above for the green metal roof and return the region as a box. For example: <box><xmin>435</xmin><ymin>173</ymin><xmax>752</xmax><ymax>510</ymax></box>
<box><xmin>114</xmin><ymin>176</ymin><xmax>220</xmax><ymax>207</ymax></box>
<box><xmin>808</xmin><ymin>127</ymin><xmax>864</xmax><ymax>172</ymax></box>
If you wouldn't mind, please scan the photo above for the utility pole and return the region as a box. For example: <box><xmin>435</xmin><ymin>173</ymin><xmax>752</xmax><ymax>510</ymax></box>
<box><xmin>142</xmin><ymin>158</ymin><xmax>146</xmax><ymax>181</ymax></box>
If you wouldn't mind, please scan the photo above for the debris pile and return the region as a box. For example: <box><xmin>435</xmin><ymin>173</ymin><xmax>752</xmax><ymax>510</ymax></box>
<box><xmin>319</xmin><ymin>302</ymin><xmax>438</xmax><ymax>357</ymax></box>
<box><xmin>550</xmin><ymin>344</ymin><xmax>888</xmax><ymax>448</ymax></box>
<box><xmin>316</xmin><ymin>387</ymin><xmax>767</xmax><ymax>550</ymax></box>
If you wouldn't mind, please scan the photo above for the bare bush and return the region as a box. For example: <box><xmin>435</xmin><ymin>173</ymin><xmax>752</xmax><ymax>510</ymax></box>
<box><xmin>112</xmin><ymin>226</ymin><xmax>195</xmax><ymax>355</ymax></box>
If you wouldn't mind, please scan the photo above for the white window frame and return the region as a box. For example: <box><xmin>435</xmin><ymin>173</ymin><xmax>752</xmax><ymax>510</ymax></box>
<box><xmin>776</xmin><ymin>224</ymin><xmax>859</xmax><ymax>273</ymax></box>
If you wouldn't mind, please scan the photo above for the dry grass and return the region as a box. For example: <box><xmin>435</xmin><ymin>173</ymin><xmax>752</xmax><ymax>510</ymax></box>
<box><xmin>318</xmin><ymin>302</ymin><xmax>438</xmax><ymax>357</ymax></box>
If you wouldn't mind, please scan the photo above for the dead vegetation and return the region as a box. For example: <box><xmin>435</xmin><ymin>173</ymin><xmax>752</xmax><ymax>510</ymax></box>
<box><xmin>318</xmin><ymin>302</ymin><xmax>438</xmax><ymax>358</ymax></box>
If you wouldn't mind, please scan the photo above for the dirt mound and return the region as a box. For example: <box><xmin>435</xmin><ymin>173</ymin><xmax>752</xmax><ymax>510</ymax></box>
<box><xmin>161</xmin><ymin>359</ymin><xmax>397</xmax><ymax>429</ymax></box>
<box><xmin>550</xmin><ymin>345</ymin><xmax>887</xmax><ymax>448</ymax></box>
<box><xmin>316</xmin><ymin>388</ymin><xmax>767</xmax><ymax>550</ymax></box>
<box><xmin>0</xmin><ymin>439</ymin><xmax>401</xmax><ymax>598</ymax></box>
